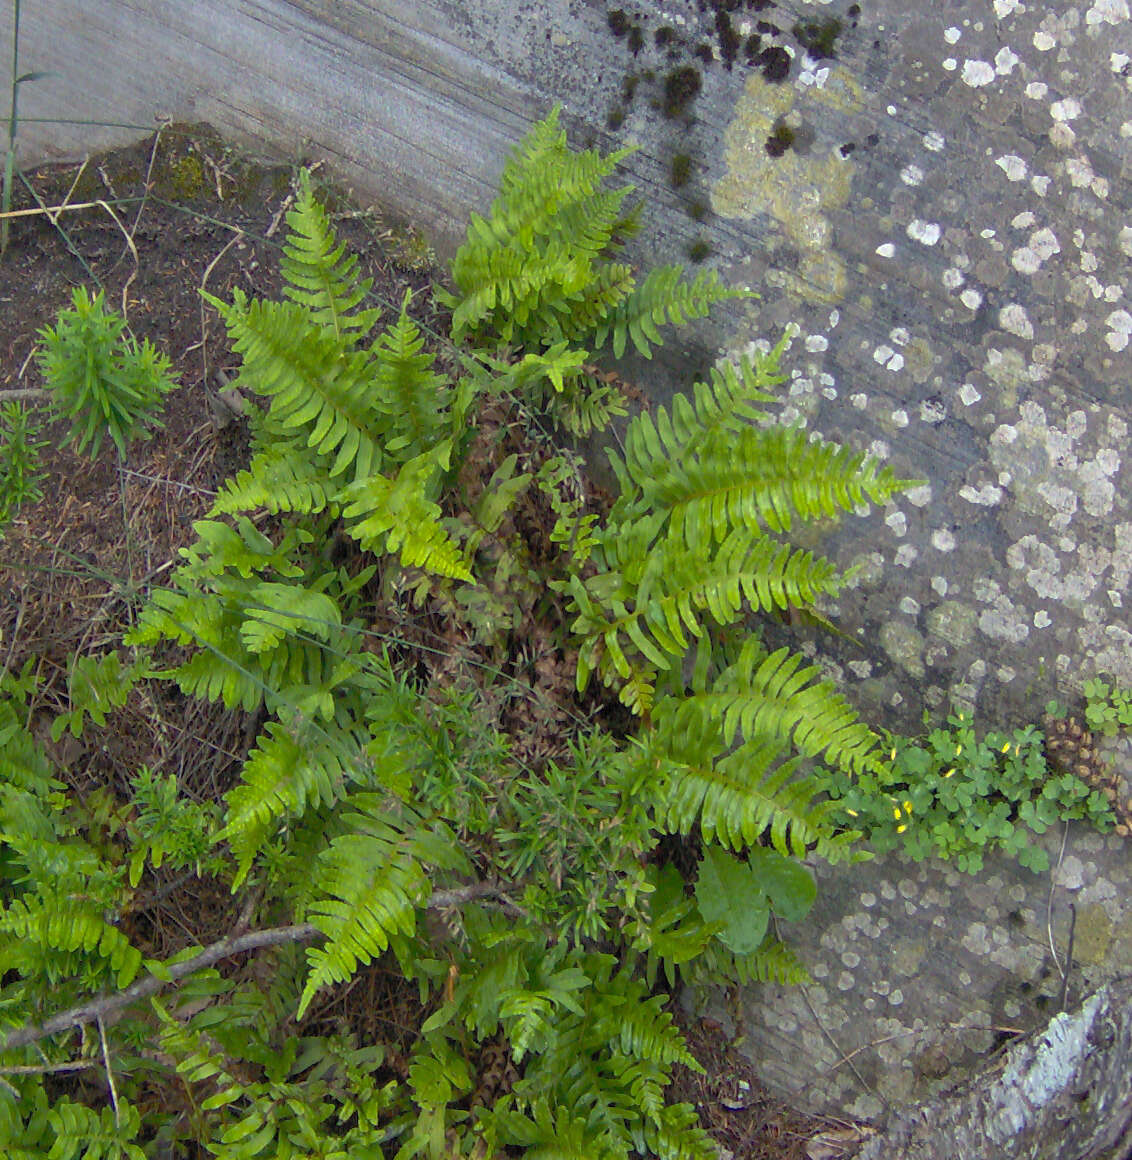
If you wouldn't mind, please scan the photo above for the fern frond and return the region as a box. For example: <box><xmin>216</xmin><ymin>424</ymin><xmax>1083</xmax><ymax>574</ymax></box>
<box><xmin>369</xmin><ymin>290</ymin><xmax>450</xmax><ymax>463</ymax></box>
<box><xmin>281</xmin><ymin>170</ymin><xmax>381</xmax><ymax>345</ymax></box>
<box><xmin>44</xmin><ymin>1098</ymin><xmax>146</xmax><ymax>1160</ymax></box>
<box><xmin>644</xmin><ymin>1101</ymin><xmax>718</xmax><ymax>1160</ymax></box>
<box><xmin>210</xmin><ymin>448</ymin><xmax>334</xmax><ymax>517</ymax></box>
<box><xmin>569</xmin><ymin>527</ymin><xmax>843</xmax><ymax>708</ymax></box>
<box><xmin>340</xmin><ymin>447</ymin><xmax>473</xmax><ymax>581</ymax></box>
<box><xmin>204</xmin><ymin>291</ymin><xmax>384</xmax><ymax>483</ymax></box>
<box><xmin>592</xmin><ymin>265</ymin><xmax>752</xmax><ymax>359</ymax></box>
<box><xmin>643</xmin><ymin>424</ymin><xmax>918</xmax><ymax>544</ymax></box>
<box><xmin>299</xmin><ymin>797</ymin><xmax>468</xmax><ymax>1016</ymax></box>
<box><xmin>677</xmin><ymin>638</ymin><xmax>881</xmax><ymax>774</ymax></box>
<box><xmin>645</xmin><ymin>709</ymin><xmax>852</xmax><ymax>861</ymax></box>
<box><xmin>0</xmin><ymin>895</ymin><xmax>142</xmax><ymax>988</ymax></box>
<box><xmin>218</xmin><ymin>719</ymin><xmax>374</xmax><ymax>888</ymax></box>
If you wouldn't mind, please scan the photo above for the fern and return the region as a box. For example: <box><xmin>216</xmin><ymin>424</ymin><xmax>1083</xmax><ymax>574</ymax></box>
<box><xmin>299</xmin><ymin>797</ymin><xmax>469</xmax><ymax>1017</ymax></box>
<box><xmin>280</xmin><ymin>170</ymin><xmax>382</xmax><ymax>344</ymax></box>
<box><xmin>6</xmin><ymin>114</ymin><xmax>925</xmax><ymax>1159</ymax></box>
<box><xmin>591</xmin><ymin>264</ymin><xmax>750</xmax><ymax>359</ymax></box>
<box><xmin>218</xmin><ymin>716</ymin><xmax>375</xmax><ymax>888</ymax></box>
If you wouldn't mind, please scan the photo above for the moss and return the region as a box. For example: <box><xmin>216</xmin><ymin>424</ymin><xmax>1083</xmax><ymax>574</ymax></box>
<box><xmin>606</xmin><ymin>105</ymin><xmax>627</xmax><ymax>131</ymax></box>
<box><xmin>162</xmin><ymin>152</ymin><xmax>206</xmax><ymax>200</ymax></box>
<box><xmin>669</xmin><ymin>153</ymin><xmax>693</xmax><ymax>189</ymax></box>
<box><xmin>793</xmin><ymin>17</ymin><xmax>843</xmax><ymax>60</ymax></box>
<box><xmin>662</xmin><ymin>65</ymin><xmax>702</xmax><ymax>118</ymax></box>
<box><xmin>627</xmin><ymin>25</ymin><xmax>644</xmax><ymax>54</ymax></box>
<box><xmin>621</xmin><ymin>73</ymin><xmax>640</xmax><ymax>102</ymax></box>
<box><xmin>758</xmin><ymin>45</ymin><xmax>792</xmax><ymax>83</ymax></box>
<box><xmin>687</xmin><ymin>238</ymin><xmax>712</xmax><ymax>263</ymax></box>
<box><xmin>607</xmin><ymin>9</ymin><xmax>630</xmax><ymax>37</ymax></box>
<box><xmin>714</xmin><ymin>9</ymin><xmax>741</xmax><ymax>69</ymax></box>
<box><xmin>764</xmin><ymin>120</ymin><xmax>796</xmax><ymax>158</ymax></box>
<box><xmin>686</xmin><ymin>199</ymin><xmax>709</xmax><ymax>222</ymax></box>
<box><xmin>654</xmin><ymin>25</ymin><xmax>676</xmax><ymax>48</ymax></box>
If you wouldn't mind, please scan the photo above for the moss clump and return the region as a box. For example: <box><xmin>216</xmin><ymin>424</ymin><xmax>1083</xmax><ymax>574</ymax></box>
<box><xmin>758</xmin><ymin>45</ymin><xmax>791</xmax><ymax>83</ymax></box>
<box><xmin>606</xmin><ymin>105</ymin><xmax>627</xmax><ymax>131</ymax></box>
<box><xmin>686</xmin><ymin>199</ymin><xmax>709</xmax><ymax>222</ymax></box>
<box><xmin>162</xmin><ymin>152</ymin><xmax>206</xmax><ymax>200</ymax></box>
<box><xmin>662</xmin><ymin>65</ymin><xmax>702</xmax><ymax>118</ymax></box>
<box><xmin>607</xmin><ymin>9</ymin><xmax>630</xmax><ymax>37</ymax></box>
<box><xmin>687</xmin><ymin>237</ymin><xmax>712</xmax><ymax>263</ymax></box>
<box><xmin>793</xmin><ymin>17</ymin><xmax>843</xmax><ymax>60</ymax></box>
<box><xmin>764</xmin><ymin>120</ymin><xmax>796</xmax><ymax>158</ymax></box>
<box><xmin>669</xmin><ymin>153</ymin><xmax>693</xmax><ymax>189</ymax></box>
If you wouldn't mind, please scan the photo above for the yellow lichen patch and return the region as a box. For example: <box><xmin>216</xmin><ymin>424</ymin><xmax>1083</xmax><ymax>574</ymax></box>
<box><xmin>712</xmin><ymin>70</ymin><xmax>859</xmax><ymax>304</ymax></box>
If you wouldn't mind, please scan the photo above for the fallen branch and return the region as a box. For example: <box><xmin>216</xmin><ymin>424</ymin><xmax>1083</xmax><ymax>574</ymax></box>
<box><xmin>0</xmin><ymin>388</ymin><xmax>50</xmax><ymax>401</ymax></box>
<box><xmin>0</xmin><ymin>882</ymin><xmax>501</xmax><ymax>1053</ymax></box>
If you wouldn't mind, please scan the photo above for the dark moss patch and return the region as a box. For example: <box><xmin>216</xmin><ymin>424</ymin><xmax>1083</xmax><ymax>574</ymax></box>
<box><xmin>744</xmin><ymin>34</ymin><xmax>762</xmax><ymax>62</ymax></box>
<box><xmin>687</xmin><ymin>238</ymin><xmax>713</xmax><ymax>263</ymax></box>
<box><xmin>793</xmin><ymin>17</ymin><xmax>843</xmax><ymax>59</ymax></box>
<box><xmin>686</xmin><ymin>199</ymin><xmax>710</xmax><ymax>222</ymax></box>
<box><xmin>607</xmin><ymin>9</ymin><xmax>630</xmax><ymax>36</ymax></box>
<box><xmin>693</xmin><ymin>41</ymin><xmax>715</xmax><ymax>65</ymax></box>
<box><xmin>764</xmin><ymin>119</ymin><xmax>795</xmax><ymax>157</ymax></box>
<box><xmin>866</xmin><ymin>131</ymin><xmax>880</xmax><ymax>147</ymax></box>
<box><xmin>621</xmin><ymin>73</ymin><xmax>640</xmax><ymax>102</ymax></box>
<box><xmin>627</xmin><ymin>24</ymin><xmax>645</xmax><ymax>54</ymax></box>
<box><xmin>669</xmin><ymin>153</ymin><xmax>694</xmax><ymax>188</ymax></box>
<box><xmin>606</xmin><ymin>105</ymin><xmax>626</xmax><ymax>131</ymax></box>
<box><xmin>714</xmin><ymin>10</ymin><xmax>741</xmax><ymax>69</ymax></box>
<box><xmin>756</xmin><ymin>20</ymin><xmax>781</xmax><ymax>35</ymax></box>
<box><xmin>839</xmin><ymin>141</ymin><xmax>857</xmax><ymax>157</ymax></box>
<box><xmin>654</xmin><ymin>25</ymin><xmax>677</xmax><ymax>48</ymax></box>
<box><xmin>757</xmin><ymin>45</ymin><xmax>791</xmax><ymax>83</ymax></box>
<box><xmin>662</xmin><ymin>65</ymin><xmax>702</xmax><ymax>118</ymax></box>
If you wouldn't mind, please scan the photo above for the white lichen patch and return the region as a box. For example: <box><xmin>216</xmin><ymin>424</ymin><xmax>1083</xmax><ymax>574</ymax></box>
<box><xmin>961</xmin><ymin>59</ymin><xmax>996</xmax><ymax>87</ymax></box>
<box><xmin>906</xmin><ymin>219</ymin><xmax>942</xmax><ymax>245</ymax></box>
<box><xmin>999</xmin><ymin>303</ymin><xmax>1034</xmax><ymax>338</ymax></box>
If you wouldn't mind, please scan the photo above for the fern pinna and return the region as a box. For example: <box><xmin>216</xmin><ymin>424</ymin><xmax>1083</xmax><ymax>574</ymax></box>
<box><xmin>0</xmin><ymin>111</ymin><xmax>918</xmax><ymax>1160</ymax></box>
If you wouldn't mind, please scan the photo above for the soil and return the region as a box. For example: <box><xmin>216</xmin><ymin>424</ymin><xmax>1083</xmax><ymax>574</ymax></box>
<box><xmin>0</xmin><ymin>124</ymin><xmax>842</xmax><ymax>1159</ymax></box>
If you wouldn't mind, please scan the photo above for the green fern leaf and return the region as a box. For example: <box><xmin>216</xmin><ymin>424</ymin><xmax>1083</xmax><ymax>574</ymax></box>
<box><xmin>644</xmin><ymin>1101</ymin><xmax>718</xmax><ymax>1160</ymax></box>
<box><xmin>593</xmin><ymin>265</ymin><xmax>752</xmax><ymax>359</ymax></box>
<box><xmin>210</xmin><ymin>448</ymin><xmax>334</xmax><ymax>517</ymax></box>
<box><xmin>204</xmin><ymin>291</ymin><xmax>384</xmax><ymax>483</ymax></box>
<box><xmin>645</xmin><ymin>708</ymin><xmax>851</xmax><ymax>860</ymax></box>
<box><xmin>0</xmin><ymin>895</ymin><xmax>142</xmax><ymax>988</ymax></box>
<box><xmin>370</xmin><ymin>290</ymin><xmax>451</xmax><ymax>462</ymax></box>
<box><xmin>340</xmin><ymin>447</ymin><xmax>473</xmax><ymax>581</ymax></box>
<box><xmin>281</xmin><ymin>170</ymin><xmax>382</xmax><ymax>345</ymax></box>
<box><xmin>299</xmin><ymin>799</ymin><xmax>467</xmax><ymax>1016</ymax></box>
<box><xmin>218</xmin><ymin>719</ymin><xmax>374</xmax><ymax>888</ymax></box>
<box><xmin>682</xmin><ymin>638</ymin><xmax>882</xmax><ymax>774</ymax></box>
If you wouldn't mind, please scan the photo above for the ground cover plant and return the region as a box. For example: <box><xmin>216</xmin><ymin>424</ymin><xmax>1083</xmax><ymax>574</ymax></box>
<box><xmin>0</xmin><ymin>110</ymin><xmax>1125</xmax><ymax>1159</ymax></box>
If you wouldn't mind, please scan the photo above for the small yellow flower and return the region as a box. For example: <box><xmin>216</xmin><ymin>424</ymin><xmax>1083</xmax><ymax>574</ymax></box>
<box><xmin>896</xmin><ymin>824</ymin><xmax>908</xmax><ymax>834</ymax></box>
<box><xmin>902</xmin><ymin>799</ymin><xmax>913</xmax><ymax>813</ymax></box>
<box><xmin>892</xmin><ymin>805</ymin><xmax>902</xmax><ymax>821</ymax></box>
<box><xmin>889</xmin><ymin>748</ymin><xmax>897</xmax><ymax>761</ymax></box>
<box><xmin>846</xmin><ymin>808</ymin><xmax>859</xmax><ymax>818</ymax></box>
<box><xmin>942</xmin><ymin>768</ymin><xmax>955</xmax><ymax>779</ymax></box>
<box><xmin>1001</xmin><ymin>741</ymin><xmax>1011</xmax><ymax>754</ymax></box>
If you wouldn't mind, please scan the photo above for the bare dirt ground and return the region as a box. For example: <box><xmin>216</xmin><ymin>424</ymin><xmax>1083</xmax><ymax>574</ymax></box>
<box><xmin>0</xmin><ymin>124</ymin><xmax>845</xmax><ymax>1159</ymax></box>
